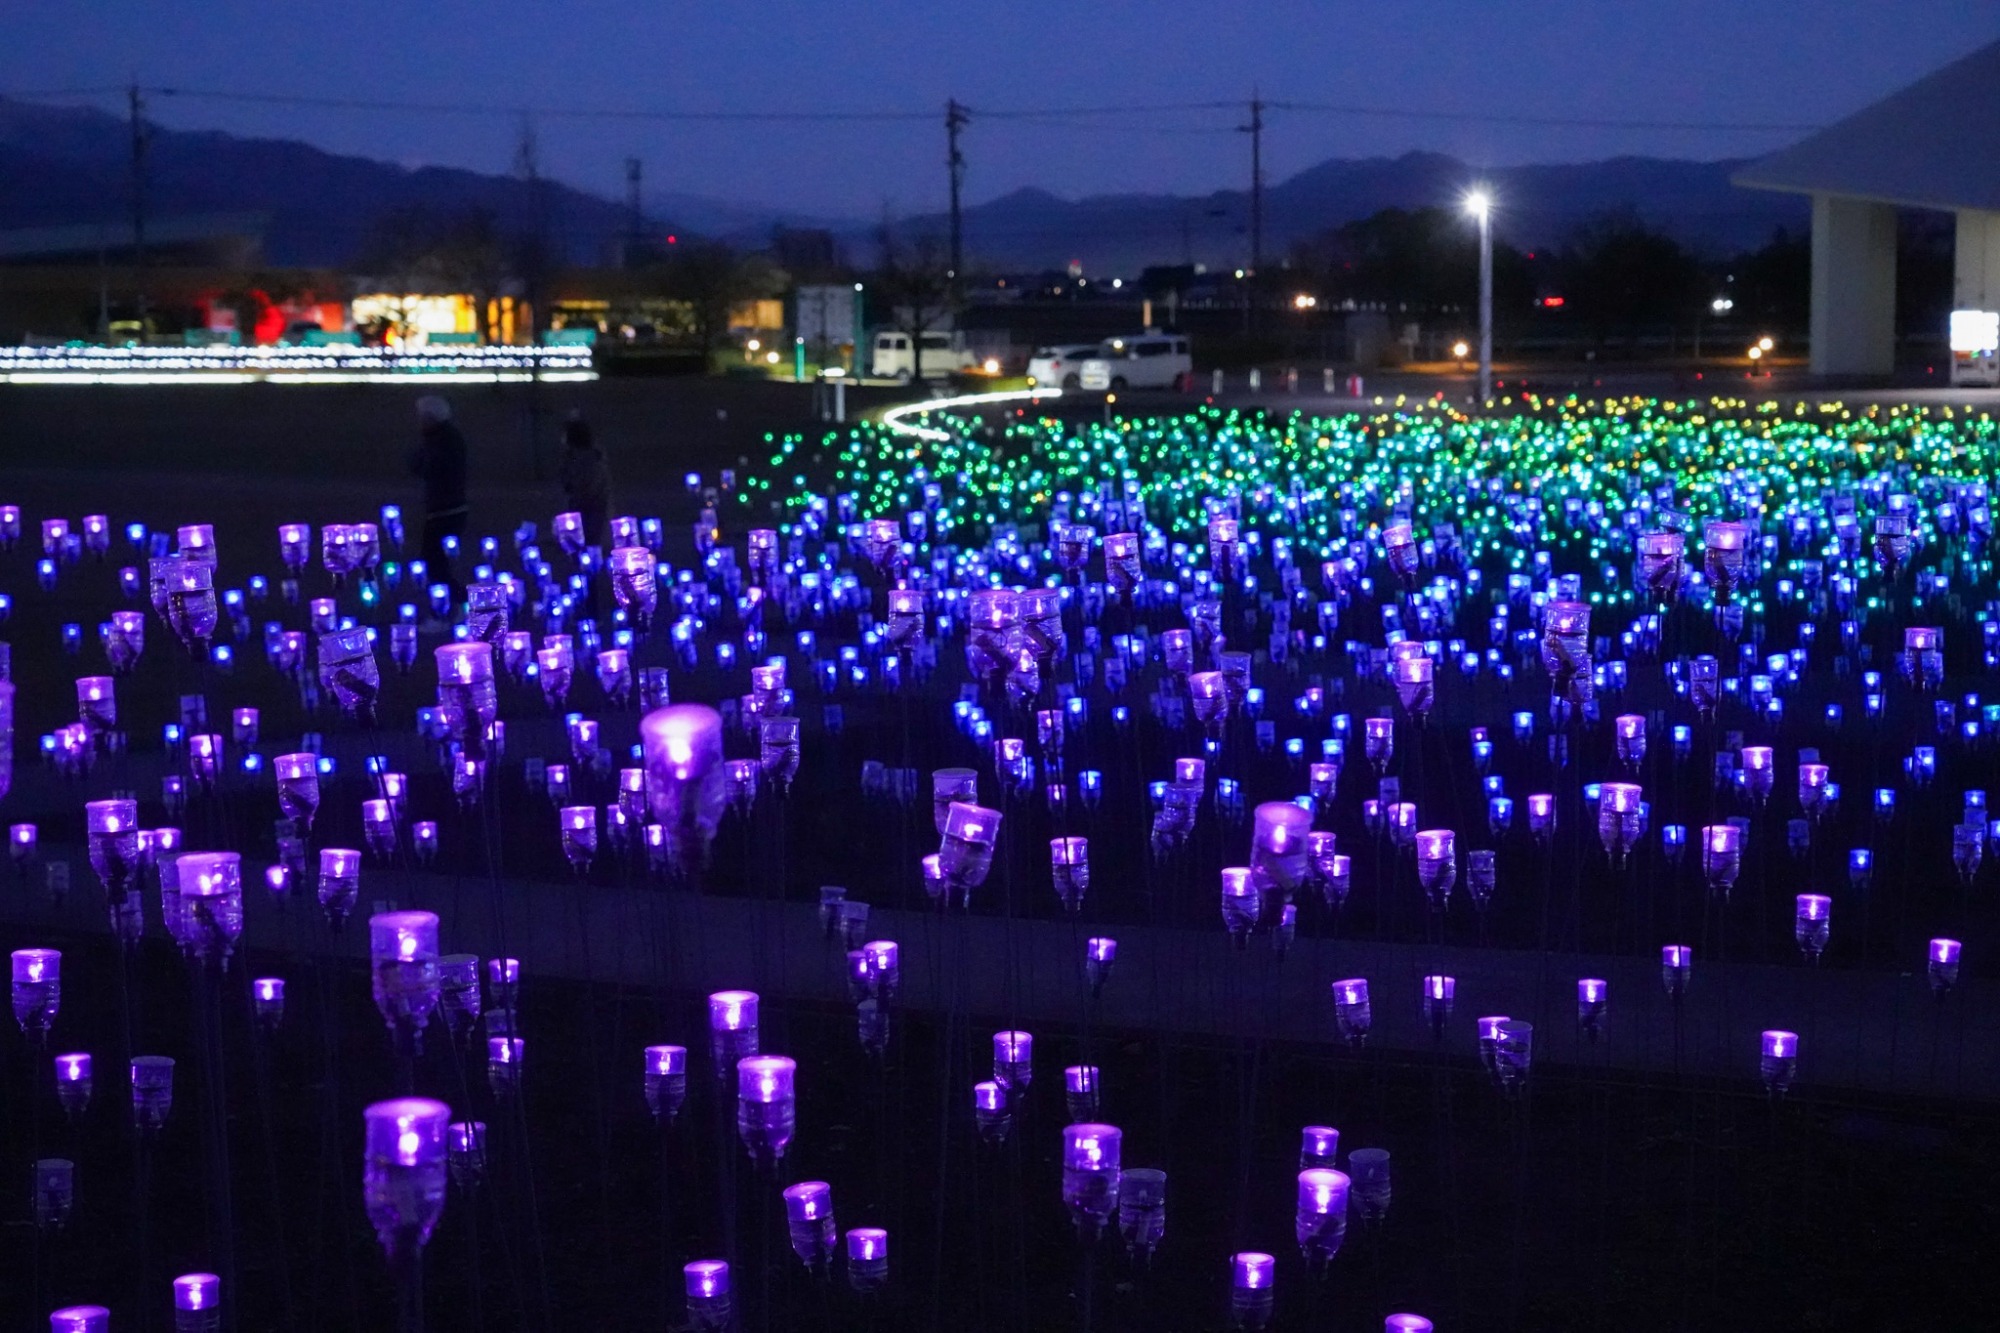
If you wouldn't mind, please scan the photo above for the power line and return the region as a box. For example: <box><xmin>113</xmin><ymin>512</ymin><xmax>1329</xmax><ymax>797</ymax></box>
<box><xmin>1266</xmin><ymin>99</ymin><xmax>1820</xmax><ymax>134</ymax></box>
<box><xmin>13</xmin><ymin>84</ymin><xmax>1823</xmax><ymax>135</ymax></box>
<box><xmin>148</xmin><ymin>86</ymin><xmax>936</xmax><ymax>122</ymax></box>
<box><xmin>968</xmin><ymin>100</ymin><xmax>1246</xmax><ymax>120</ymax></box>
<box><xmin>0</xmin><ymin>85</ymin><xmax>129</xmax><ymax>100</ymax></box>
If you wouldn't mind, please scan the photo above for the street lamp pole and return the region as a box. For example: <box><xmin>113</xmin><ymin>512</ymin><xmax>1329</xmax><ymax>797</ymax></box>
<box><xmin>1467</xmin><ymin>189</ymin><xmax>1493</xmax><ymax>403</ymax></box>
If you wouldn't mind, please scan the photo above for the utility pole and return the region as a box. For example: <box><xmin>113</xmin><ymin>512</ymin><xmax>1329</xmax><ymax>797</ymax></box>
<box><xmin>128</xmin><ymin>81</ymin><xmax>148</xmax><ymax>334</ymax></box>
<box><xmin>1238</xmin><ymin>92</ymin><xmax>1264</xmax><ymax>336</ymax></box>
<box><xmin>946</xmin><ymin>99</ymin><xmax>968</xmax><ymax>308</ymax></box>
<box><xmin>515</xmin><ymin>116</ymin><xmax>550</xmax><ymax>481</ymax></box>
<box><xmin>1243</xmin><ymin>93</ymin><xmax>1264</xmax><ymax>276</ymax></box>
<box><xmin>624</xmin><ymin>157</ymin><xmax>643</xmax><ymax>266</ymax></box>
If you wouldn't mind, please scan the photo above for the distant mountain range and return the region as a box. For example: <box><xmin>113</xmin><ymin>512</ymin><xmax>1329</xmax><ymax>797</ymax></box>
<box><xmin>0</xmin><ymin>97</ymin><xmax>1807</xmax><ymax>273</ymax></box>
<box><xmin>921</xmin><ymin>152</ymin><xmax>1808</xmax><ymax>273</ymax></box>
<box><xmin>0</xmin><ymin>97</ymin><xmax>643</xmax><ymax>267</ymax></box>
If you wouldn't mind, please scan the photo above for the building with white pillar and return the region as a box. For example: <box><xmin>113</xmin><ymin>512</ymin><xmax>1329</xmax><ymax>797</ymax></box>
<box><xmin>1735</xmin><ymin>39</ymin><xmax>2000</xmax><ymax>379</ymax></box>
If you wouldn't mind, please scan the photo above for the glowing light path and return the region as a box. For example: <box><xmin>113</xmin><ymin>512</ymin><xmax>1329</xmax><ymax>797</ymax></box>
<box><xmin>878</xmin><ymin>386</ymin><xmax>1064</xmax><ymax>441</ymax></box>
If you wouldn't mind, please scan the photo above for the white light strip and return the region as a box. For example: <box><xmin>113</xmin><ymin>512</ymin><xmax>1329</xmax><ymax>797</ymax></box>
<box><xmin>880</xmin><ymin>386</ymin><xmax>1064</xmax><ymax>441</ymax></box>
<box><xmin>0</xmin><ymin>344</ymin><xmax>596</xmax><ymax>382</ymax></box>
<box><xmin>0</xmin><ymin>370</ymin><xmax>600</xmax><ymax>386</ymax></box>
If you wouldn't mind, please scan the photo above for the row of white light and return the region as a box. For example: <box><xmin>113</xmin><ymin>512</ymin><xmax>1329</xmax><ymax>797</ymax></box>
<box><xmin>0</xmin><ymin>343</ymin><xmax>597</xmax><ymax>384</ymax></box>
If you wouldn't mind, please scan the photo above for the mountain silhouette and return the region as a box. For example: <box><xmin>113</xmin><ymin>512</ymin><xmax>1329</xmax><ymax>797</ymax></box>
<box><xmin>0</xmin><ymin>98</ymin><xmax>1806</xmax><ymax>272</ymax></box>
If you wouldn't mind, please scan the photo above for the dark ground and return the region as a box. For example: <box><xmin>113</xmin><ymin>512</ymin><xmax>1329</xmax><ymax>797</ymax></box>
<box><xmin>1</xmin><ymin>378</ymin><xmax>1998</xmax><ymax>1332</ymax></box>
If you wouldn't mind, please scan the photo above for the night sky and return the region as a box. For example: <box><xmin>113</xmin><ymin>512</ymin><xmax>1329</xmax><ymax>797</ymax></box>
<box><xmin>6</xmin><ymin>1</ymin><xmax>1997</xmax><ymax>218</ymax></box>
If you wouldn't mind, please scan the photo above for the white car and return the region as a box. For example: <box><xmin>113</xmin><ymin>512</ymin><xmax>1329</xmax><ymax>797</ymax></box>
<box><xmin>870</xmin><ymin>330</ymin><xmax>976</xmax><ymax>382</ymax></box>
<box><xmin>1026</xmin><ymin>344</ymin><xmax>1103</xmax><ymax>391</ymax></box>
<box><xmin>1097</xmin><ymin>332</ymin><xmax>1193</xmax><ymax>390</ymax></box>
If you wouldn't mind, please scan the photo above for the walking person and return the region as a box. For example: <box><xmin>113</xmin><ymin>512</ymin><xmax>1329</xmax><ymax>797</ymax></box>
<box><xmin>559</xmin><ymin>410</ymin><xmax>614</xmax><ymax>620</ymax></box>
<box><xmin>410</xmin><ymin>395</ymin><xmax>469</xmax><ymax>630</ymax></box>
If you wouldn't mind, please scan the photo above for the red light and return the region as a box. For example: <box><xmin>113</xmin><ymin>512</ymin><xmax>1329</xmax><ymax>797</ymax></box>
<box><xmin>1539</xmin><ymin>295</ymin><xmax>1566</xmax><ymax>308</ymax></box>
<box><xmin>666</xmin><ymin>235</ymin><xmax>677</xmax><ymax>245</ymax></box>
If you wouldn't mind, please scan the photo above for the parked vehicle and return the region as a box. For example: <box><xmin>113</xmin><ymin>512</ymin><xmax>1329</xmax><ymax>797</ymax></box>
<box><xmin>870</xmin><ymin>330</ymin><xmax>977</xmax><ymax>382</ymax></box>
<box><xmin>1096</xmin><ymin>332</ymin><xmax>1193</xmax><ymax>390</ymax></box>
<box><xmin>1026</xmin><ymin>343</ymin><xmax>1104</xmax><ymax>390</ymax></box>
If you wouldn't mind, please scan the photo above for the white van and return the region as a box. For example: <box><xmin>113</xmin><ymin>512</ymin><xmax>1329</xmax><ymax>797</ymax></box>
<box><xmin>1096</xmin><ymin>332</ymin><xmax>1193</xmax><ymax>390</ymax></box>
<box><xmin>870</xmin><ymin>330</ymin><xmax>977</xmax><ymax>382</ymax></box>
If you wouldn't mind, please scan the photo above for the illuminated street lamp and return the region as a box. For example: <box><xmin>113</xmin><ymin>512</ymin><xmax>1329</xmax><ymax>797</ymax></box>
<box><xmin>1465</xmin><ymin>188</ymin><xmax>1493</xmax><ymax>401</ymax></box>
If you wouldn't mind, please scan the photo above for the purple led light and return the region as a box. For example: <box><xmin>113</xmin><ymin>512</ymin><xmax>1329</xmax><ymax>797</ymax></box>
<box><xmin>684</xmin><ymin>1259</ymin><xmax>730</xmax><ymax>1299</ymax></box>
<box><xmin>1231</xmin><ymin>1251</ymin><xmax>1276</xmax><ymax>1290</ymax></box>
<box><xmin>173</xmin><ymin>1271</ymin><xmax>221</xmax><ymax>1311</ymax></box>
<box><xmin>737</xmin><ymin>1054</ymin><xmax>795</xmax><ymax>1103</ymax></box>
<box><xmin>1300</xmin><ymin>1124</ymin><xmax>1340</xmax><ymax>1166</ymax></box>
<box><xmin>1297</xmin><ymin>1167</ymin><xmax>1349</xmax><ymax>1214</ymax></box>
<box><xmin>709</xmin><ymin>990</ymin><xmax>759</xmax><ymax>1033</ymax></box>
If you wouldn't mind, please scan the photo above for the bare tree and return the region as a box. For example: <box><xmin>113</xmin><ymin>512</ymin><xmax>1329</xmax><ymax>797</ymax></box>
<box><xmin>354</xmin><ymin>205</ymin><xmax>443</xmax><ymax>343</ymax></box>
<box><xmin>431</xmin><ymin>211</ymin><xmax>513</xmax><ymax>343</ymax></box>
<box><xmin>354</xmin><ymin>206</ymin><xmax>521</xmax><ymax>343</ymax></box>
<box><xmin>873</xmin><ymin>221</ymin><xmax>953</xmax><ymax>382</ymax></box>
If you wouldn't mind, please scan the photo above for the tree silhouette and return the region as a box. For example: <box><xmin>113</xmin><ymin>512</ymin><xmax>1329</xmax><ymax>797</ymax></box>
<box><xmin>1558</xmin><ymin>209</ymin><xmax>1701</xmax><ymax>344</ymax></box>
<box><xmin>873</xmin><ymin>222</ymin><xmax>953</xmax><ymax>382</ymax></box>
<box><xmin>647</xmin><ymin>239</ymin><xmax>786</xmax><ymax>363</ymax></box>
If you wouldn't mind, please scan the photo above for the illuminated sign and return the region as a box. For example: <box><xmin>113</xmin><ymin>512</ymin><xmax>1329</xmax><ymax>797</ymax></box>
<box><xmin>1949</xmin><ymin>309</ymin><xmax>1999</xmax><ymax>354</ymax></box>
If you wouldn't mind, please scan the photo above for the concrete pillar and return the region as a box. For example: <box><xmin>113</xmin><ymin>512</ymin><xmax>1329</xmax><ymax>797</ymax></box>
<box><xmin>1810</xmin><ymin>194</ymin><xmax>1897</xmax><ymax>377</ymax></box>
<box><xmin>1955</xmin><ymin>209</ymin><xmax>2000</xmax><ymax>310</ymax></box>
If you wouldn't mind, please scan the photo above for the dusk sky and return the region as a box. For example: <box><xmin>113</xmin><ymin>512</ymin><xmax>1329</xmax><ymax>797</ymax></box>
<box><xmin>7</xmin><ymin>1</ymin><xmax>1997</xmax><ymax>218</ymax></box>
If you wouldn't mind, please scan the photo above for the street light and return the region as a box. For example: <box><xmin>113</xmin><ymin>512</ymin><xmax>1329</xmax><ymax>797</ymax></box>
<box><xmin>1464</xmin><ymin>189</ymin><xmax>1493</xmax><ymax>402</ymax></box>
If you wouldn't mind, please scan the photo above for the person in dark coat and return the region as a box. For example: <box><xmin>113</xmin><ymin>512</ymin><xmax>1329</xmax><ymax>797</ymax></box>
<box><xmin>410</xmin><ymin>396</ymin><xmax>469</xmax><ymax>619</ymax></box>
<box><xmin>559</xmin><ymin>411</ymin><xmax>614</xmax><ymax>618</ymax></box>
